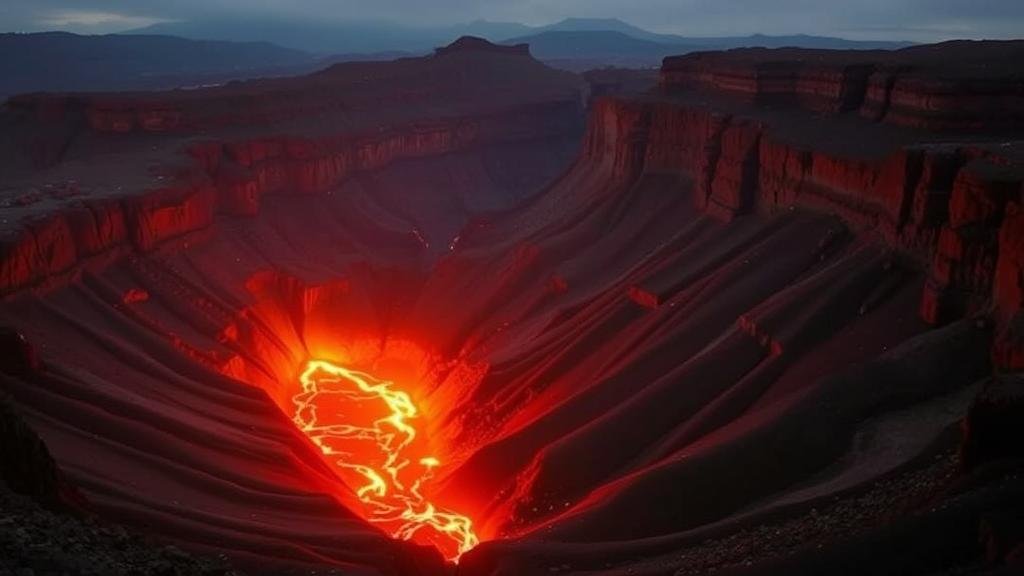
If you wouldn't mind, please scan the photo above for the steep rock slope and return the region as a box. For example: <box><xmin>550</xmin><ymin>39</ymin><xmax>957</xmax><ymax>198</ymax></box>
<box><xmin>1</xmin><ymin>40</ymin><xmax>1023</xmax><ymax>576</ymax></box>
<box><xmin>0</xmin><ymin>38</ymin><xmax>584</xmax><ymax>574</ymax></box>
<box><xmin>0</xmin><ymin>38</ymin><xmax>584</xmax><ymax>295</ymax></box>
<box><xmin>450</xmin><ymin>42</ymin><xmax>1024</xmax><ymax>574</ymax></box>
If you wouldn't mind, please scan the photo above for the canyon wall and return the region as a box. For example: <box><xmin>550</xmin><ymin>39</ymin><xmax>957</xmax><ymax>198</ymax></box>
<box><xmin>662</xmin><ymin>41</ymin><xmax>1024</xmax><ymax>130</ymax></box>
<box><xmin>0</xmin><ymin>103</ymin><xmax>578</xmax><ymax>294</ymax></box>
<box><xmin>0</xmin><ymin>41</ymin><xmax>585</xmax><ymax>298</ymax></box>
<box><xmin>588</xmin><ymin>44</ymin><xmax>1024</xmax><ymax>368</ymax></box>
<box><xmin>1</xmin><ymin>39</ymin><xmax>1023</xmax><ymax>576</ymax></box>
<box><xmin>0</xmin><ymin>38</ymin><xmax>590</xmax><ymax>575</ymax></box>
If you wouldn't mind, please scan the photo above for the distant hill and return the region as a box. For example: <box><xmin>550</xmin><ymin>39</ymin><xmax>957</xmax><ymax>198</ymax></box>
<box><xmin>502</xmin><ymin>27</ymin><xmax>912</xmax><ymax>70</ymax></box>
<box><xmin>533</xmin><ymin>18</ymin><xmax>914</xmax><ymax>51</ymax></box>
<box><xmin>130</xmin><ymin>18</ymin><xmax>533</xmax><ymax>55</ymax></box>
<box><xmin>0</xmin><ymin>32</ymin><xmax>323</xmax><ymax>99</ymax></box>
<box><xmin>133</xmin><ymin>19</ymin><xmax>427</xmax><ymax>54</ymax></box>
<box><xmin>129</xmin><ymin>16</ymin><xmax>914</xmax><ymax>59</ymax></box>
<box><xmin>506</xmin><ymin>20</ymin><xmax>913</xmax><ymax>69</ymax></box>
<box><xmin>536</xmin><ymin>17</ymin><xmax>692</xmax><ymax>44</ymax></box>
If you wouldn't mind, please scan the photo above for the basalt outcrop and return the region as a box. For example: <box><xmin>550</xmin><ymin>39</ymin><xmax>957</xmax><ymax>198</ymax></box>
<box><xmin>1</xmin><ymin>38</ymin><xmax>1023</xmax><ymax>576</ymax></box>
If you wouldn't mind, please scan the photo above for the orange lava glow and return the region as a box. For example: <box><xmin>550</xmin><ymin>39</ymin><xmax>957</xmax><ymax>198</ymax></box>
<box><xmin>293</xmin><ymin>359</ymin><xmax>479</xmax><ymax>561</ymax></box>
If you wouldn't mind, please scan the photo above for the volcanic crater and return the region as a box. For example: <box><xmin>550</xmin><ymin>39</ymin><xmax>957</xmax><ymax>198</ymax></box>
<box><xmin>2</xmin><ymin>37</ymin><xmax>1024</xmax><ymax>576</ymax></box>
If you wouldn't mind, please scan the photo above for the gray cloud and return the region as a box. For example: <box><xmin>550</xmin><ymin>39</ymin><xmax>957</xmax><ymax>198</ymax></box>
<box><xmin>2</xmin><ymin>0</ymin><xmax>1022</xmax><ymax>41</ymax></box>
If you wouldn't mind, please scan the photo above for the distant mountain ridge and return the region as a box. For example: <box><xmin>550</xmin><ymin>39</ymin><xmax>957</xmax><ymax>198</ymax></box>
<box><xmin>0</xmin><ymin>31</ymin><xmax>322</xmax><ymax>99</ymax></box>
<box><xmin>501</xmin><ymin>25</ymin><xmax>913</xmax><ymax>70</ymax></box>
<box><xmin>129</xmin><ymin>16</ymin><xmax>914</xmax><ymax>56</ymax></box>
<box><xmin>529</xmin><ymin>18</ymin><xmax>914</xmax><ymax>49</ymax></box>
<box><xmin>536</xmin><ymin>18</ymin><xmax>679</xmax><ymax>41</ymax></box>
<box><xmin>1</xmin><ymin>18</ymin><xmax>917</xmax><ymax>98</ymax></box>
<box><xmin>128</xmin><ymin>18</ymin><xmax>529</xmax><ymax>55</ymax></box>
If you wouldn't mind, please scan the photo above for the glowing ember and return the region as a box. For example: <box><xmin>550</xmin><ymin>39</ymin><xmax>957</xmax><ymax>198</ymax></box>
<box><xmin>293</xmin><ymin>360</ymin><xmax>479</xmax><ymax>561</ymax></box>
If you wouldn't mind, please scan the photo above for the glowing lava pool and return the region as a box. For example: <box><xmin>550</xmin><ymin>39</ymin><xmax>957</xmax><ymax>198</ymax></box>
<box><xmin>292</xmin><ymin>360</ymin><xmax>479</xmax><ymax>561</ymax></box>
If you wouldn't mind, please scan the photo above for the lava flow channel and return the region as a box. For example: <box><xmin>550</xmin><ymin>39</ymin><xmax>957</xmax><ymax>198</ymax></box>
<box><xmin>293</xmin><ymin>360</ymin><xmax>479</xmax><ymax>561</ymax></box>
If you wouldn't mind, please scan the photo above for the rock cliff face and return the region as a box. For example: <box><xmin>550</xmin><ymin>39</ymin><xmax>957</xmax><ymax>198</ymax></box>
<box><xmin>0</xmin><ymin>38</ymin><xmax>584</xmax><ymax>296</ymax></box>
<box><xmin>593</xmin><ymin>45</ymin><xmax>1024</xmax><ymax>368</ymax></box>
<box><xmin>0</xmin><ymin>36</ymin><xmax>587</xmax><ymax>575</ymax></box>
<box><xmin>662</xmin><ymin>41</ymin><xmax>1024</xmax><ymax>130</ymax></box>
<box><xmin>1</xmin><ymin>39</ymin><xmax>1024</xmax><ymax>576</ymax></box>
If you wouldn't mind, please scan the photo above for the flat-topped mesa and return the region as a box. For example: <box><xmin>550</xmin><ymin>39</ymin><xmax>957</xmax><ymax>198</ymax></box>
<box><xmin>661</xmin><ymin>41</ymin><xmax>1024</xmax><ymax>131</ymax></box>
<box><xmin>435</xmin><ymin>35</ymin><xmax>531</xmax><ymax>58</ymax></box>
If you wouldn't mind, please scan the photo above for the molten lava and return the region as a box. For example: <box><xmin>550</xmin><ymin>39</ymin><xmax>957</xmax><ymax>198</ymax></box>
<box><xmin>293</xmin><ymin>360</ymin><xmax>479</xmax><ymax>561</ymax></box>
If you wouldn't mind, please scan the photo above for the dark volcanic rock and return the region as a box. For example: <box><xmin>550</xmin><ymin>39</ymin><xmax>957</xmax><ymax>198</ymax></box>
<box><xmin>962</xmin><ymin>374</ymin><xmax>1024</xmax><ymax>472</ymax></box>
<box><xmin>0</xmin><ymin>484</ymin><xmax>238</xmax><ymax>576</ymax></box>
<box><xmin>980</xmin><ymin>510</ymin><xmax>1024</xmax><ymax>566</ymax></box>
<box><xmin>0</xmin><ymin>328</ymin><xmax>40</xmax><ymax>376</ymax></box>
<box><xmin>0</xmin><ymin>386</ymin><xmax>84</xmax><ymax>513</ymax></box>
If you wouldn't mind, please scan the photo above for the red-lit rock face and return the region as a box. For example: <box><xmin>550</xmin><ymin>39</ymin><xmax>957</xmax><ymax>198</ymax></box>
<box><xmin>0</xmin><ymin>39</ymin><xmax>588</xmax><ymax>573</ymax></box>
<box><xmin>0</xmin><ymin>40</ymin><xmax>1023</xmax><ymax>576</ymax></box>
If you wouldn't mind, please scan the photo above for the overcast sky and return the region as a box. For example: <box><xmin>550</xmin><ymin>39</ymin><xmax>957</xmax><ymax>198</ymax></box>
<box><xmin>2</xmin><ymin>0</ymin><xmax>1022</xmax><ymax>42</ymax></box>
